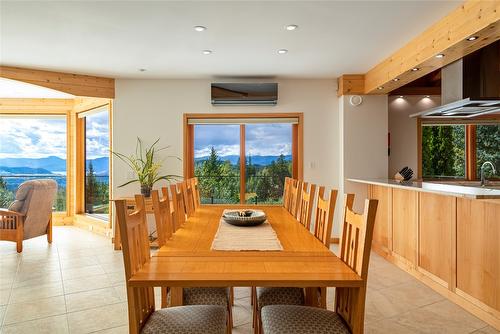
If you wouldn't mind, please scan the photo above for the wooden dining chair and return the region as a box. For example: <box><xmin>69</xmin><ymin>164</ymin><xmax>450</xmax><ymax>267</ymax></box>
<box><xmin>289</xmin><ymin>180</ymin><xmax>303</xmax><ymax>217</ymax></box>
<box><xmin>282</xmin><ymin>177</ymin><xmax>292</xmax><ymax>210</ymax></box>
<box><xmin>297</xmin><ymin>183</ymin><xmax>316</xmax><ymax>230</ymax></box>
<box><xmin>259</xmin><ymin>194</ymin><xmax>378</xmax><ymax>334</ymax></box>
<box><xmin>191</xmin><ymin>177</ymin><xmax>201</xmax><ymax>210</ymax></box>
<box><xmin>170</xmin><ymin>183</ymin><xmax>186</xmax><ymax>230</ymax></box>
<box><xmin>312</xmin><ymin>186</ymin><xmax>338</xmax><ymax>308</ymax></box>
<box><xmin>151</xmin><ymin>188</ymin><xmax>173</xmax><ymax>247</ymax></box>
<box><xmin>115</xmin><ymin>195</ymin><xmax>227</xmax><ymax>334</ymax></box>
<box><xmin>182</xmin><ymin>180</ymin><xmax>195</xmax><ymax>217</ymax></box>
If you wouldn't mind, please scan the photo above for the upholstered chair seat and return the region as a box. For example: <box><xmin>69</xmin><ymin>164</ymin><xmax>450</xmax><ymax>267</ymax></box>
<box><xmin>167</xmin><ymin>287</ymin><xmax>230</xmax><ymax>307</ymax></box>
<box><xmin>141</xmin><ymin>305</ymin><xmax>226</xmax><ymax>334</ymax></box>
<box><xmin>260</xmin><ymin>305</ymin><xmax>350</xmax><ymax>334</ymax></box>
<box><xmin>256</xmin><ymin>287</ymin><xmax>304</xmax><ymax>309</ymax></box>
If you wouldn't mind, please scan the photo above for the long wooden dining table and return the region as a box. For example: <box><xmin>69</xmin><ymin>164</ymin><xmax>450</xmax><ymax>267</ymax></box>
<box><xmin>128</xmin><ymin>205</ymin><xmax>364</xmax><ymax>313</ymax></box>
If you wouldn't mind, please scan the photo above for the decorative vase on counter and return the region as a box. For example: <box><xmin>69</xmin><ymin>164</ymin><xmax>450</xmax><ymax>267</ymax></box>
<box><xmin>140</xmin><ymin>185</ymin><xmax>152</xmax><ymax>197</ymax></box>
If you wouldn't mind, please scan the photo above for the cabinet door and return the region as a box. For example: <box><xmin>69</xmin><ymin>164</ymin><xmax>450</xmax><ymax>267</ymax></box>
<box><xmin>369</xmin><ymin>185</ymin><xmax>391</xmax><ymax>254</ymax></box>
<box><xmin>457</xmin><ymin>198</ymin><xmax>500</xmax><ymax>311</ymax></box>
<box><xmin>418</xmin><ymin>192</ymin><xmax>455</xmax><ymax>287</ymax></box>
<box><xmin>392</xmin><ymin>188</ymin><xmax>418</xmax><ymax>265</ymax></box>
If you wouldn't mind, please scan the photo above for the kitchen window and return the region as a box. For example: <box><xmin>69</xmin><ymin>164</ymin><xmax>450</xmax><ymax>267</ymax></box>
<box><xmin>420</xmin><ymin>120</ymin><xmax>499</xmax><ymax>180</ymax></box>
<box><xmin>184</xmin><ymin>113</ymin><xmax>303</xmax><ymax>204</ymax></box>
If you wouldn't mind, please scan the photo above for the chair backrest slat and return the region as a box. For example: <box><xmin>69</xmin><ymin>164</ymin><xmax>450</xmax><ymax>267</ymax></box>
<box><xmin>182</xmin><ymin>180</ymin><xmax>195</xmax><ymax>217</ymax></box>
<box><xmin>115</xmin><ymin>195</ymin><xmax>155</xmax><ymax>334</ymax></box>
<box><xmin>297</xmin><ymin>183</ymin><xmax>316</xmax><ymax>229</ymax></box>
<box><xmin>313</xmin><ymin>187</ymin><xmax>338</xmax><ymax>248</ymax></box>
<box><xmin>282</xmin><ymin>177</ymin><xmax>292</xmax><ymax>210</ymax></box>
<box><xmin>290</xmin><ymin>180</ymin><xmax>305</xmax><ymax>218</ymax></box>
<box><xmin>151</xmin><ymin>188</ymin><xmax>173</xmax><ymax>247</ymax></box>
<box><xmin>335</xmin><ymin>194</ymin><xmax>378</xmax><ymax>334</ymax></box>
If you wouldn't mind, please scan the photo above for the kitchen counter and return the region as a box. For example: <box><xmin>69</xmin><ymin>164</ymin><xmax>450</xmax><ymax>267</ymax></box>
<box><xmin>348</xmin><ymin>178</ymin><xmax>500</xmax><ymax>199</ymax></box>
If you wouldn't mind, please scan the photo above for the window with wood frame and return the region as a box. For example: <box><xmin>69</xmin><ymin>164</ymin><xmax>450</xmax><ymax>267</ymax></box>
<box><xmin>184</xmin><ymin>113</ymin><xmax>303</xmax><ymax>204</ymax></box>
<box><xmin>419</xmin><ymin>120</ymin><xmax>499</xmax><ymax>180</ymax></box>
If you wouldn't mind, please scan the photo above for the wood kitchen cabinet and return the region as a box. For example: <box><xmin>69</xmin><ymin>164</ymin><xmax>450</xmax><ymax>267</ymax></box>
<box><xmin>418</xmin><ymin>192</ymin><xmax>455</xmax><ymax>287</ymax></box>
<box><xmin>457</xmin><ymin>198</ymin><xmax>500</xmax><ymax>312</ymax></box>
<box><xmin>368</xmin><ymin>185</ymin><xmax>391</xmax><ymax>255</ymax></box>
<box><xmin>392</xmin><ymin>188</ymin><xmax>418</xmax><ymax>265</ymax></box>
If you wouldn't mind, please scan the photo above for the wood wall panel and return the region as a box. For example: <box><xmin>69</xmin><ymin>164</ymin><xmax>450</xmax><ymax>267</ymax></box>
<box><xmin>418</xmin><ymin>192</ymin><xmax>455</xmax><ymax>286</ymax></box>
<box><xmin>392</xmin><ymin>188</ymin><xmax>418</xmax><ymax>265</ymax></box>
<box><xmin>368</xmin><ymin>185</ymin><xmax>392</xmax><ymax>254</ymax></box>
<box><xmin>457</xmin><ymin>198</ymin><xmax>500</xmax><ymax>311</ymax></box>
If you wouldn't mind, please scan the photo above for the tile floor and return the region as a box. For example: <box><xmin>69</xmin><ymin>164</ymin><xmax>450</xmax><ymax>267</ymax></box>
<box><xmin>0</xmin><ymin>226</ymin><xmax>498</xmax><ymax>334</ymax></box>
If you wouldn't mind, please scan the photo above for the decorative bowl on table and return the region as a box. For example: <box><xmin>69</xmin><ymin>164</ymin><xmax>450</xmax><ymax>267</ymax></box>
<box><xmin>222</xmin><ymin>210</ymin><xmax>267</xmax><ymax>226</ymax></box>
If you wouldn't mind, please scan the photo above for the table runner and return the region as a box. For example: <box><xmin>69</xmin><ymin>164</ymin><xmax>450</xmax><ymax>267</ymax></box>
<box><xmin>211</xmin><ymin>209</ymin><xmax>283</xmax><ymax>251</ymax></box>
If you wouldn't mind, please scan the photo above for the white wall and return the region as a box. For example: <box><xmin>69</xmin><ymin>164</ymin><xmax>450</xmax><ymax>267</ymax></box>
<box><xmin>340</xmin><ymin>95</ymin><xmax>388</xmax><ymax>215</ymax></box>
<box><xmin>112</xmin><ymin>79</ymin><xmax>340</xmax><ymax>200</ymax></box>
<box><xmin>388</xmin><ymin>95</ymin><xmax>440</xmax><ymax>177</ymax></box>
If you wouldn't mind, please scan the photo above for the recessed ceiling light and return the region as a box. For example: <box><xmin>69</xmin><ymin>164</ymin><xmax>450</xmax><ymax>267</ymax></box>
<box><xmin>425</xmin><ymin>95</ymin><xmax>430</xmax><ymax>98</ymax></box>
<box><xmin>138</xmin><ymin>68</ymin><xmax>147</xmax><ymax>72</ymax></box>
<box><xmin>278</xmin><ymin>49</ymin><xmax>288</xmax><ymax>54</ymax></box>
<box><xmin>194</xmin><ymin>26</ymin><xmax>207</xmax><ymax>32</ymax></box>
<box><xmin>466</xmin><ymin>36</ymin><xmax>478</xmax><ymax>41</ymax></box>
<box><xmin>202</xmin><ymin>50</ymin><xmax>212</xmax><ymax>55</ymax></box>
<box><xmin>435</xmin><ymin>54</ymin><xmax>445</xmax><ymax>58</ymax></box>
<box><xmin>411</xmin><ymin>67</ymin><xmax>420</xmax><ymax>72</ymax></box>
<box><xmin>393</xmin><ymin>78</ymin><xmax>400</xmax><ymax>82</ymax></box>
<box><xmin>398</xmin><ymin>95</ymin><xmax>404</xmax><ymax>98</ymax></box>
<box><xmin>377</xmin><ymin>86</ymin><xmax>384</xmax><ymax>90</ymax></box>
<box><xmin>285</xmin><ymin>24</ymin><xmax>298</xmax><ymax>31</ymax></box>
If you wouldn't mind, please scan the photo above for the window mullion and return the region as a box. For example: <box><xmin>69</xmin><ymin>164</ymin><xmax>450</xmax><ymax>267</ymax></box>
<box><xmin>240</xmin><ymin>124</ymin><xmax>246</xmax><ymax>204</ymax></box>
<box><xmin>466</xmin><ymin>124</ymin><xmax>477</xmax><ymax>180</ymax></box>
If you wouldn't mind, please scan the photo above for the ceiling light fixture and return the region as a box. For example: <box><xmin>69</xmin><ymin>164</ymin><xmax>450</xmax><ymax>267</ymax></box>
<box><xmin>398</xmin><ymin>95</ymin><xmax>404</xmax><ymax>98</ymax></box>
<box><xmin>466</xmin><ymin>36</ymin><xmax>478</xmax><ymax>41</ymax></box>
<box><xmin>194</xmin><ymin>26</ymin><xmax>207</xmax><ymax>32</ymax></box>
<box><xmin>278</xmin><ymin>49</ymin><xmax>288</xmax><ymax>54</ymax></box>
<box><xmin>425</xmin><ymin>95</ymin><xmax>430</xmax><ymax>98</ymax></box>
<box><xmin>393</xmin><ymin>78</ymin><xmax>400</xmax><ymax>82</ymax></box>
<box><xmin>285</xmin><ymin>24</ymin><xmax>298</xmax><ymax>31</ymax></box>
<box><xmin>377</xmin><ymin>86</ymin><xmax>384</xmax><ymax>90</ymax></box>
<box><xmin>138</xmin><ymin>68</ymin><xmax>147</xmax><ymax>72</ymax></box>
<box><xmin>202</xmin><ymin>50</ymin><xmax>212</xmax><ymax>55</ymax></box>
<box><xmin>411</xmin><ymin>67</ymin><xmax>420</xmax><ymax>72</ymax></box>
<box><xmin>435</xmin><ymin>54</ymin><xmax>445</xmax><ymax>58</ymax></box>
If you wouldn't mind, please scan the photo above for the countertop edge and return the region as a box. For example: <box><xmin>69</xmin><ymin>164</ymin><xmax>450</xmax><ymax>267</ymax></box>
<box><xmin>347</xmin><ymin>178</ymin><xmax>500</xmax><ymax>200</ymax></box>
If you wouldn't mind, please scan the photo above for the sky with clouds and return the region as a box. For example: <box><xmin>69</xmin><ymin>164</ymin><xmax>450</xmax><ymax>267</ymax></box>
<box><xmin>0</xmin><ymin>110</ymin><xmax>109</xmax><ymax>160</ymax></box>
<box><xmin>194</xmin><ymin>123</ymin><xmax>292</xmax><ymax>158</ymax></box>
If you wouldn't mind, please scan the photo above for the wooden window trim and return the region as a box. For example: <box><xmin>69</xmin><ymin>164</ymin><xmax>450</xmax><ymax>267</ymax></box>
<box><xmin>418</xmin><ymin>117</ymin><xmax>498</xmax><ymax>181</ymax></box>
<box><xmin>183</xmin><ymin>113</ymin><xmax>304</xmax><ymax>203</ymax></box>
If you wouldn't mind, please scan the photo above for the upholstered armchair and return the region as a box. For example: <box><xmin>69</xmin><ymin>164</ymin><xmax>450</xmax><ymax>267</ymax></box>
<box><xmin>0</xmin><ymin>179</ymin><xmax>58</xmax><ymax>252</ymax></box>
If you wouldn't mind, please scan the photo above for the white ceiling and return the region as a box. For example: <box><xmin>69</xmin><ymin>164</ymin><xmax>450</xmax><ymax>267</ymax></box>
<box><xmin>0</xmin><ymin>1</ymin><xmax>460</xmax><ymax>79</ymax></box>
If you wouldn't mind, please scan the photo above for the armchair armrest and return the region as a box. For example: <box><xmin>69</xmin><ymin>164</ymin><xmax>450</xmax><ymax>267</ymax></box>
<box><xmin>0</xmin><ymin>209</ymin><xmax>24</xmax><ymax>217</ymax></box>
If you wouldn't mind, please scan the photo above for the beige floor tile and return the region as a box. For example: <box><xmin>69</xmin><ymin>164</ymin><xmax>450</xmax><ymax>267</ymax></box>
<box><xmin>100</xmin><ymin>261</ymin><xmax>124</xmax><ymax>274</ymax></box>
<box><xmin>232</xmin><ymin>322</ymin><xmax>252</xmax><ymax>334</ymax></box>
<box><xmin>65</xmin><ymin>287</ymin><xmax>121</xmax><ymax>312</ymax></box>
<box><xmin>0</xmin><ymin>314</ymin><xmax>68</xmax><ymax>334</ymax></box>
<box><xmin>376</xmin><ymin>280</ymin><xmax>443</xmax><ymax>311</ymax></box>
<box><xmin>9</xmin><ymin>281</ymin><xmax>64</xmax><ymax>304</ymax></box>
<box><xmin>0</xmin><ymin>289</ymin><xmax>11</xmax><ymax>306</ymax></box>
<box><xmin>106</xmin><ymin>271</ymin><xmax>126</xmax><ymax>285</ymax></box>
<box><xmin>391</xmin><ymin>300</ymin><xmax>487</xmax><ymax>334</ymax></box>
<box><xmin>3</xmin><ymin>295</ymin><xmax>66</xmax><ymax>325</ymax></box>
<box><xmin>60</xmin><ymin>257</ymin><xmax>99</xmax><ymax>270</ymax></box>
<box><xmin>14</xmin><ymin>269</ymin><xmax>61</xmax><ymax>288</ymax></box>
<box><xmin>365</xmin><ymin>318</ymin><xmax>420</xmax><ymax>334</ymax></box>
<box><xmin>0</xmin><ymin>305</ymin><xmax>6</xmax><ymax>324</ymax></box>
<box><xmin>62</xmin><ymin>273</ymin><xmax>113</xmax><ymax>294</ymax></box>
<box><xmin>365</xmin><ymin>288</ymin><xmax>414</xmax><ymax>323</ymax></box>
<box><xmin>61</xmin><ymin>264</ymin><xmax>106</xmax><ymax>281</ymax></box>
<box><xmin>234</xmin><ymin>287</ymin><xmax>251</xmax><ymax>300</ymax></box>
<box><xmin>92</xmin><ymin>325</ymin><xmax>128</xmax><ymax>334</ymax></box>
<box><xmin>233</xmin><ymin>298</ymin><xmax>252</xmax><ymax>327</ymax></box>
<box><xmin>67</xmin><ymin>302</ymin><xmax>128</xmax><ymax>334</ymax></box>
<box><xmin>113</xmin><ymin>284</ymin><xmax>127</xmax><ymax>301</ymax></box>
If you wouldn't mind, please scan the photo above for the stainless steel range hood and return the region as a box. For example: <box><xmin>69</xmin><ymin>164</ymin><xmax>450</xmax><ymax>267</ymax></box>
<box><xmin>411</xmin><ymin>41</ymin><xmax>500</xmax><ymax>118</ymax></box>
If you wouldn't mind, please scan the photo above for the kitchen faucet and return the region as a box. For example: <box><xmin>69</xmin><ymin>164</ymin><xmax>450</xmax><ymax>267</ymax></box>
<box><xmin>480</xmin><ymin>161</ymin><xmax>497</xmax><ymax>186</ymax></box>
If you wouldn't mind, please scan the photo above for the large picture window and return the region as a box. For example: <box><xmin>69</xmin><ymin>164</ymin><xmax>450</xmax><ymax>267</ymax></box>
<box><xmin>186</xmin><ymin>114</ymin><xmax>302</xmax><ymax>205</ymax></box>
<box><xmin>80</xmin><ymin>107</ymin><xmax>110</xmax><ymax>219</ymax></box>
<box><xmin>0</xmin><ymin>115</ymin><xmax>67</xmax><ymax>211</ymax></box>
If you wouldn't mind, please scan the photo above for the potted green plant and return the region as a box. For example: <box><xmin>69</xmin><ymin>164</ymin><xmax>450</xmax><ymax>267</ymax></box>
<box><xmin>112</xmin><ymin>138</ymin><xmax>179</xmax><ymax>197</ymax></box>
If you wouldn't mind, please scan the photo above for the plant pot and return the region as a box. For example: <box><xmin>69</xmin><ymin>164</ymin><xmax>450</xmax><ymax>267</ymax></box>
<box><xmin>141</xmin><ymin>185</ymin><xmax>152</xmax><ymax>197</ymax></box>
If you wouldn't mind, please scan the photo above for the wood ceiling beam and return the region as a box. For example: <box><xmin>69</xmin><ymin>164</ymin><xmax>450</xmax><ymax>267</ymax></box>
<box><xmin>0</xmin><ymin>98</ymin><xmax>74</xmax><ymax>114</ymax></box>
<box><xmin>337</xmin><ymin>75</ymin><xmax>365</xmax><ymax>96</ymax></box>
<box><xmin>338</xmin><ymin>0</ymin><xmax>500</xmax><ymax>96</ymax></box>
<box><xmin>0</xmin><ymin>66</ymin><xmax>115</xmax><ymax>98</ymax></box>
